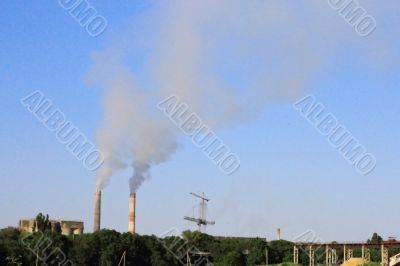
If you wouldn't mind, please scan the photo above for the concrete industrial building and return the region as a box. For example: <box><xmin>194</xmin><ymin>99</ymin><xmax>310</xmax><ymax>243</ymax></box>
<box><xmin>19</xmin><ymin>219</ymin><xmax>84</xmax><ymax>236</ymax></box>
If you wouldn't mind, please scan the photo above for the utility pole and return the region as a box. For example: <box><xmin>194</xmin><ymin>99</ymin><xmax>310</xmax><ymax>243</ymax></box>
<box><xmin>118</xmin><ymin>251</ymin><xmax>126</xmax><ymax>266</ymax></box>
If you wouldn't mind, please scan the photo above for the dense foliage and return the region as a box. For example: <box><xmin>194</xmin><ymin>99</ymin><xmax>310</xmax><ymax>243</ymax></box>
<box><xmin>0</xmin><ymin>215</ymin><xmax>394</xmax><ymax>265</ymax></box>
<box><xmin>0</xmin><ymin>226</ymin><xmax>290</xmax><ymax>266</ymax></box>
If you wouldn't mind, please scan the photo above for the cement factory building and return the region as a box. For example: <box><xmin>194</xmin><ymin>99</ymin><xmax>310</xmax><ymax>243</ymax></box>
<box><xmin>19</xmin><ymin>219</ymin><xmax>84</xmax><ymax>236</ymax></box>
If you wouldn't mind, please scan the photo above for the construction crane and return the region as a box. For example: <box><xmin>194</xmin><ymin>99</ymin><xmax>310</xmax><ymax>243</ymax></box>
<box><xmin>184</xmin><ymin>192</ymin><xmax>215</xmax><ymax>232</ymax></box>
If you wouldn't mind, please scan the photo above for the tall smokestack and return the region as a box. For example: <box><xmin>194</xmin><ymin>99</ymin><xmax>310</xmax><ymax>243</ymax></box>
<box><xmin>276</xmin><ymin>228</ymin><xmax>281</xmax><ymax>240</ymax></box>
<box><xmin>93</xmin><ymin>189</ymin><xmax>101</xmax><ymax>232</ymax></box>
<box><xmin>128</xmin><ymin>192</ymin><xmax>136</xmax><ymax>234</ymax></box>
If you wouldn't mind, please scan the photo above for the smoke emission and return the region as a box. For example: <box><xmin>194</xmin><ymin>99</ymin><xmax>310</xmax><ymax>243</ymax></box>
<box><xmin>87</xmin><ymin>0</ymin><xmax>388</xmax><ymax>192</ymax></box>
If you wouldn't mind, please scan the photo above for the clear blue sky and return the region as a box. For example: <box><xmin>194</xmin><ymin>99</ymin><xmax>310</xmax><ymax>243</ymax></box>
<box><xmin>1</xmin><ymin>0</ymin><xmax>399</xmax><ymax>242</ymax></box>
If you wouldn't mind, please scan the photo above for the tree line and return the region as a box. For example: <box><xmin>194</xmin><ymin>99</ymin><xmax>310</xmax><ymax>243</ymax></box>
<box><xmin>0</xmin><ymin>213</ymin><xmax>396</xmax><ymax>266</ymax></box>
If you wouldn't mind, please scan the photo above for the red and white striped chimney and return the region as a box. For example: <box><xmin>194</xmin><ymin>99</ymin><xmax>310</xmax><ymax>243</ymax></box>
<box><xmin>128</xmin><ymin>192</ymin><xmax>136</xmax><ymax>234</ymax></box>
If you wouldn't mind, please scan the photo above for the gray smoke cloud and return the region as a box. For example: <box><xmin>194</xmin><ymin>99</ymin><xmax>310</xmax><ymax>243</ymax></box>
<box><xmin>87</xmin><ymin>0</ymin><xmax>392</xmax><ymax>192</ymax></box>
<box><xmin>87</xmin><ymin>60</ymin><xmax>178</xmax><ymax>192</ymax></box>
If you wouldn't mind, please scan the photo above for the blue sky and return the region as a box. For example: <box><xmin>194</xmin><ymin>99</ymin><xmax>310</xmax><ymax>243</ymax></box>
<box><xmin>1</xmin><ymin>0</ymin><xmax>399</xmax><ymax>242</ymax></box>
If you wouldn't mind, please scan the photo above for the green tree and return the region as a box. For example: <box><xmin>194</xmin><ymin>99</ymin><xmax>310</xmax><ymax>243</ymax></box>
<box><xmin>217</xmin><ymin>250</ymin><xmax>245</xmax><ymax>266</ymax></box>
<box><xmin>246</xmin><ymin>238</ymin><xmax>267</xmax><ymax>265</ymax></box>
<box><xmin>141</xmin><ymin>235</ymin><xmax>181</xmax><ymax>266</ymax></box>
<box><xmin>70</xmin><ymin>230</ymin><xmax>126</xmax><ymax>266</ymax></box>
<box><xmin>368</xmin><ymin>233</ymin><xmax>383</xmax><ymax>244</ymax></box>
<box><xmin>119</xmin><ymin>233</ymin><xmax>151</xmax><ymax>266</ymax></box>
<box><xmin>70</xmin><ymin>233</ymin><xmax>99</xmax><ymax>265</ymax></box>
<box><xmin>0</xmin><ymin>227</ymin><xmax>29</xmax><ymax>265</ymax></box>
<box><xmin>5</xmin><ymin>255</ymin><xmax>23</xmax><ymax>266</ymax></box>
<box><xmin>53</xmin><ymin>222</ymin><xmax>62</xmax><ymax>235</ymax></box>
<box><xmin>268</xmin><ymin>240</ymin><xmax>293</xmax><ymax>264</ymax></box>
<box><xmin>182</xmin><ymin>230</ymin><xmax>215</xmax><ymax>252</ymax></box>
<box><xmin>35</xmin><ymin>213</ymin><xmax>51</xmax><ymax>233</ymax></box>
<box><xmin>365</xmin><ymin>232</ymin><xmax>384</xmax><ymax>262</ymax></box>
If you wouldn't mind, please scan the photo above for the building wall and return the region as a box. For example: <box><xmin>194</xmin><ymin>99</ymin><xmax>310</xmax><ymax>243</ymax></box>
<box><xmin>19</xmin><ymin>219</ymin><xmax>84</xmax><ymax>236</ymax></box>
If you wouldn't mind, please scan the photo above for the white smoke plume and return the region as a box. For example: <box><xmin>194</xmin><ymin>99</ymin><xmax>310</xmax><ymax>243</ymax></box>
<box><xmin>87</xmin><ymin>61</ymin><xmax>178</xmax><ymax>192</ymax></box>
<box><xmin>87</xmin><ymin>0</ymin><xmax>391</xmax><ymax>191</ymax></box>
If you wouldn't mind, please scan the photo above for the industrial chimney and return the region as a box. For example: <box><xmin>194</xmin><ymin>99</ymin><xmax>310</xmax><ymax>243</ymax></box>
<box><xmin>93</xmin><ymin>189</ymin><xmax>101</xmax><ymax>232</ymax></box>
<box><xmin>276</xmin><ymin>228</ymin><xmax>281</xmax><ymax>240</ymax></box>
<box><xmin>128</xmin><ymin>192</ymin><xmax>136</xmax><ymax>234</ymax></box>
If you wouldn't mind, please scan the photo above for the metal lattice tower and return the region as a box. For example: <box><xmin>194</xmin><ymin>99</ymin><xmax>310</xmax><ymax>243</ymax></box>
<box><xmin>326</xmin><ymin>246</ymin><xmax>332</xmax><ymax>266</ymax></box>
<box><xmin>294</xmin><ymin>246</ymin><xmax>299</xmax><ymax>265</ymax></box>
<box><xmin>362</xmin><ymin>245</ymin><xmax>371</xmax><ymax>262</ymax></box>
<box><xmin>309</xmin><ymin>246</ymin><xmax>315</xmax><ymax>266</ymax></box>
<box><xmin>347</xmin><ymin>248</ymin><xmax>354</xmax><ymax>260</ymax></box>
<box><xmin>332</xmin><ymin>249</ymin><xmax>338</xmax><ymax>265</ymax></box>
<box><xmin>184</xmin><ymin>192</ymin><xmax>215</xmax><ymax>232</ymax></box>
<box><xmin>382</xmin><ymin>245</ymin><xmax>389</xmax><ymax>266</ymax></box>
